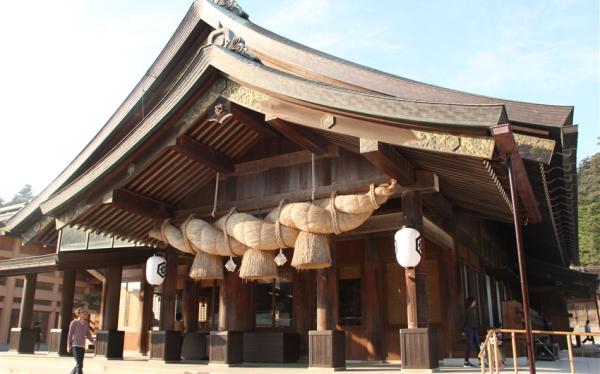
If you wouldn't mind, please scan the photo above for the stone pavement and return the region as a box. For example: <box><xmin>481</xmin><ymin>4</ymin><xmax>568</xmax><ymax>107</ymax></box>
<box><xmin>0</xmin><ymin>351</ymin><xmax>598</xmax><ymax>374</ymax></box>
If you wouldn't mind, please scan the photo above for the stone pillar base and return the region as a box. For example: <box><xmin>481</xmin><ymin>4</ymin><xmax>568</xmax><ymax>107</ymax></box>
<box><xmin>150</xmin><ymin>330</ymin><xmax>182</xmax><ymax>361</ymax></box>
<box><xmin>181</xmin><ymin>332</ymin><xmax>208</xmax><ymax>360</ymax></box>
<box><xmin>95</xmin><ymin>330</ymin><xmax>124</xmax><ymax>359</ymax></box>
<box><xmin>9</xmin><ymin>328</ymin><xmax>35</xmax><ymax>354</ymax></box>
<box><xmin>209</xmin><ymin>330</ymin><xmax>243</xmax><ymax>364</ymax></box>
<box><xmin>400</xmin><ymin>327</ymin><xmax>438</xmax><ymax>370</ymax></box>
<box><xmin>48</xmin><ymin>328</ymin><xmax>70</xmax><ymax>356</ymax></box>
<box><xmin>308</xmin><ymin>330</ymin><xmax>346</xmax><ymax>370</ymax></box>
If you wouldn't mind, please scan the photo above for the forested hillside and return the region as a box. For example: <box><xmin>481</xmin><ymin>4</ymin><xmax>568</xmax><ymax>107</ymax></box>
<box><xmin>578</xmin><ymin>151</ymin><xmax>600</xmax><ymax>265</ymax></box>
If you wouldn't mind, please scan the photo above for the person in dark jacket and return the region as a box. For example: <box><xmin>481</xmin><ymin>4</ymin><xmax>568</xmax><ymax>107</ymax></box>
<box><xmin>33</xmin><ymin>321</ymin><xmax>42</xmax><ymax>351</ymax></box>
<box><xmin>463</xmin><ymin>297</ymin><xmax>480</xmax><ymax>367</ymax></box>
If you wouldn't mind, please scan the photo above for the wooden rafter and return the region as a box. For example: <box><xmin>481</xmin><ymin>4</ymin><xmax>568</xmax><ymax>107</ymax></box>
<box><xmin>359</xmin><ymin>138</ymin><xmax>414</xmax><ymax>185</ymax></box>
<box><xmin>230</xmin><ymin>102</ymin><xmax>279</xmax><ymax>138</ymax></box>
<box><xmin>174</xmin><ymin>135</ymin><xmax>234</xmax><ymax>173</ymax></box>
<box><xmin>265</xmin><ymin>117</ymin><xmax>329</xmax><ymax>155</ymax></box>
<box><xmin>492</xmin><ymin>124</ymin><xmax>542</xmax><ymax>223</ymax></box>
<box><xmin>103</xmin><ymin>188</ymin><xmax>174</xmax><ymax>220</ymax></box>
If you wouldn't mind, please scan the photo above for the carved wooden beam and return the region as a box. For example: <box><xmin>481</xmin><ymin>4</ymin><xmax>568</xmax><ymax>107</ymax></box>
<box><xmin>233</xmin><ymin>147</ymin><xmax>339</xmax><ymax>176</ymax></box>
<box><xmin>21</xmin><ymin>216</ymin><xmax>54</xmax><ymax>246</ymax></box>
<box><xmin>175</xmin><ymin>172</ymin><xmax>437</xmax><ymax>219</ymax></box>
<box><xmin>265</xmin><ymin>117</ymin><xmax>329</xmax><ymax>155</ymax></box>
<box><xmin>359</xmin><ymin>139</ymin><xmax>415</xmax><ymax>185</ymax></box>
<box><xmin>103</xmin><ymin>189</ymin><xmax>174</xmax><ymax>221</ymax></box>
<box><xmin>230</xmin><ymin>102</ymin><xmax>279</xmax><ymax>138</ymax></box>
<box><xmin>492</xmin><ymin>124</ymin><xmax>542</xmax><ymax>223</ymax></box>
<box><xmin>174</xmin><ymin>135</ymin><xmax>234</xmax><ymax>173</ymax></box>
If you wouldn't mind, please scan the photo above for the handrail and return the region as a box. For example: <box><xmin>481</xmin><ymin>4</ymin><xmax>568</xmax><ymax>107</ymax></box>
<box><xmin>478</xmin><ymin>328</ymin><xmax>600</xmax><ymax>374</ymax></box>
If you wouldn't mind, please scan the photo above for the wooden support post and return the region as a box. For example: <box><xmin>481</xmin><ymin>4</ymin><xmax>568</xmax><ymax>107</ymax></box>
<box><xmin>399</xmin><ymin>191</ymin><xmax>438</xmax><ymax>370</ymax></box>
<box><xmin>9</xmin><ymin>273</ymin><xmax>37</xmax><ymax>353</ymax></box>
<box><xmin>566</xmin><ymin>335</ymin><xmax>575</xmax><ymax>374</ymax></box>
<box><xmin>183</xmin><ymin>275</ymin><xmax>197</xmax><ymax>333</ymax></box>
<box><xmin>406</xmin><ymin>267</ymin><xmax>418</xmax><ymax>329</ymax></box>
<box><xmin>19</xmin><ymin>274</ymin><xmax>37</xmax><ymax>329</ymax></box>
<box><xmin>293</xmin><ymin>269</ymin><xmax>313</xmax><ymax>357</ymax></box>
<box><xmin>210</xmin><ymin>269</ymin><xmax>247</xmax><ymax>364</ymax></box>
<box><xmin>512</xmin><ymin>332</ymin><xmax>518</xmax><ymax>374</ymax></box>
<box><xmin>139</xmin><ymin>264</ymin><xmax>153</xmax><ymax>356</ymax></box>
<box><xmin>364</xmin><ymin>235</ymin><xmax>384</xmax><ymax>360</ymax></box>
<box><xmin>151</xmin><ymin>249</ymin><xmax>181</xmax><ymax>362</ymax></box>
<box><xmin>160</xmin><ymin>249</ymin><xmax>178</xmax><ymax>331</ymax></box>
<box><xmin>96</xmin><ymin>266</ymin><xmax>124</xmax><ymax>359</ymax></box>
<box><xmin>49</xmin><ymin>270</ymin><xmax>75</xmax><ymax>356</ymax></box>
<box><xmin>310</xmin><ymin>237</ymin><xmax>345</xmax><ymax>369</ymax></box>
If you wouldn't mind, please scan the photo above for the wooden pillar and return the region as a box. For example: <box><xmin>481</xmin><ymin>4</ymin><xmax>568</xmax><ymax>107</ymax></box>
<box><xmin>151</xmin><ymin>249</ymin><xmax>181</xmax><ymax>361</ymax></box>
<box><xmin>160</xmin><ymin>249</ymin><xmax>178</xmax><ymax>331</ymax></box>
<box><xmin>309</xmin><ymin>237</ymin><xmax>345</xmax><ymax>369</ymax></box>
<box><xmin>183</xmin><ymin>275</ymin><xmax>198</xmax><ymax>333</ymax></box>
<box><xmin>294</xmin><ymin>270</ymin><xmax>313</xmax><ymax>356</ymax></box>
<box><xmin>10</xmin><ymin>273</ymin><xmax>37</xmax><ymax>353</ymax></box>
<box><xmin>399</xmin><ymin>191</ymin><xmax>438</xmax><ymax>370</ymax></box>
<box><xmin>402</xmin><ymin>191</ymin><xmax>431</xmax><ymax>326</ymax></box>
<box><xmin>103</xmin><ymin>267</ymin><xmax>122</xmax><ymax>330</ymax></box>
<box><xmin>364</xmin><ymin>235</ymin><xmax>384</xmax><ymax>360</ymax></box>
<box><xmin>139</xmin><ymin>264</ymin><xmax>153</xmax><ymax>355</ymax></box>
<box><xmin>96</xmin><ymin>266</ymin><xmax>124</xmax><ymax>359</ymax></box>
<box><xmin>210</xmin><ymin>268</ymin><xmax>246</xmax><ymax>364</ymax></box>
<box><xmin>49</xmin><ymin>270</ymin><xmax>75</xmax><ymax>355</ymax></box>
<box><xmin>19</xmin><ymin>274</ymin><xmax>37</xmax><ymax>329</ymax></box>
<box><xmin>316</xmin><ymin>237</ymin><xmax>338</xmax><ymax>330</ymax></box>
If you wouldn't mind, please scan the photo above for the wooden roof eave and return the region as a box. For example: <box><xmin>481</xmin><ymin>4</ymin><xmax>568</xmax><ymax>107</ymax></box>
<box><xmin>196</xmin><ymin>0</ymin><xmax>574</xmax><ymax>128</ymax></box>
<box><xmin>37</xmin><ymin>44</ymin><xmax>556</xmax><ymax>221</ymax></box>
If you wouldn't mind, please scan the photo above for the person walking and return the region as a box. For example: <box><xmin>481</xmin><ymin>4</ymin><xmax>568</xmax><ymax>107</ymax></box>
<box><xmin>33</xmin><ymin>321</ymin><xmax>42</xmax><ymax>351</ymax></box>
<box><xmin>582</xmin><ymin>320</ymin><xmax>595</xmax><ymax>344</ymax></box>
<box><xmin>463</xmin><ymin>297</ymin><xmax>481</xmax><ymax>367</ymax></box>
<box><xmin>67</xmin><ymin>308</ymin><xmax>95</xmax><ymax>374</ymax></box>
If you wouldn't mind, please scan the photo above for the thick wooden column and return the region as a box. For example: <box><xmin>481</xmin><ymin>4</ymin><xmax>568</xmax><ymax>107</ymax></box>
<box><xmin>294</xmin><ymin>270</ymin><xmax>313</xmax><ymax>357</ymax></box>
<box><xmin>151</xmin><ymin>249</ymin><xmax>181</xmax><ymax>361</ymax></box>
<box><xmin>399</xmin><ymin>191</ymin><xmax>437</xmax><ymax>370</ymax></box>
<box><xmin>316</xmin><ymin>238</ymin><xmax>338</xmax><ymax>330</ymax></box>
<box><xmin>210</xmin><ymin>269</ymin><xmax>246</xmax><ymax>364</ymax></box>
<box><xmin>96</xmin><ymin>266</ymin><xmax>124</xmax><ymax>359</ymax></box>
<box><xmin>10</xmin><ymin>273</ymin><xmax>37</xmax><ymax>353</ymax></box>
<box><xmin>160</xmin><ymin>249</ymin><xmax>178</xmax><ymax>331</ymax></box>
<box><xmin>139</xmin><ymin>264</ymin><xmax>153</xmax><ymax>355</ymax></box>
<box><xmin>402</xmin><ymin>191</ymin><xmax>431</xmax><ymax>325</ymax></box>
<box><xmin>364</xmin><ymin>235</ymin><xmax>384</xmax><ymax>360</ymax></box>
<box><xmin>183</xmin><ymin>275</ymin><xmax>198</xmax><ymax>333</ymax></box>
<box><xmin>19</xmin><ymin>274</ymin><xmax>37</xmax><ymax>329</ymax></box>
<box><xmin>103</xmin><ymin>267</ymin><xmax>122</xmax><ymax>330</ymax></box>
<box><xmin>310</xmin><ymin>237</ymin><xmax>345</xmax><ymax>369</ymax></box>
<box><xmin>49</xmin><ymin>270</ymin><xmax>75</xmax><ymax>355</ymax></box>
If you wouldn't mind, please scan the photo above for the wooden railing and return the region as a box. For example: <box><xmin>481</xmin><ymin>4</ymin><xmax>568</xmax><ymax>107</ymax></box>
<box><xmin>478</xmin><ymin>328</ymin><xmax>600</xmax><ymax>374</ymax></box>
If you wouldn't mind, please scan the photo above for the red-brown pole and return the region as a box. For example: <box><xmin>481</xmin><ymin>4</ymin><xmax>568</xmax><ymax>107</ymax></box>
<box><xmin>406</xmin><ymin>267</ymin><xmax>418</xmax><ymax>328</ymax></box>
<box><xmin>507</xmin><ymin>154</ymin><xmax>536</xmax><ymax>374</ymax></box>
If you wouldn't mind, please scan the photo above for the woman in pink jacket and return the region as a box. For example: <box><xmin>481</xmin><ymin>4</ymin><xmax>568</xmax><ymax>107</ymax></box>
<box><xmin>67</xmin><ymin>307</ymin><xmax>95</xmax><ymax>374</ymax></box>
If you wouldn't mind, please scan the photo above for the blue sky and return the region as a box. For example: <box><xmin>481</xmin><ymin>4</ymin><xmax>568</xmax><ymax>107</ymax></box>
<box><xmin>0</xmin><ymin>0</ymin><xmax>597</xmax><ymax>201</ymax></box>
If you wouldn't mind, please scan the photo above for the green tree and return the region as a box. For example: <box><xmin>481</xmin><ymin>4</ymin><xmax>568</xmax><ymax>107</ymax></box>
<box><xmin>8</xmin><ymin>184</ymin><xmax>34</xmax><ymax>205</ymax></box>
<box><xmin>578</xmin><ymin>152</ymin><xmax>600</xmax><ymax>265</ymax></box>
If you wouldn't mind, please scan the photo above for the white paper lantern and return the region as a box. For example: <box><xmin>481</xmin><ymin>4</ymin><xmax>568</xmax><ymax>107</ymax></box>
<box><xmin>394</xmin><ymin>227</ymin><xmax>422</xmax><ymax>268</ymax></box>
<box><xmin>146</xmin><ymin>255</ymin><xmax>167</xmax><ymax>285</ymax></box>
